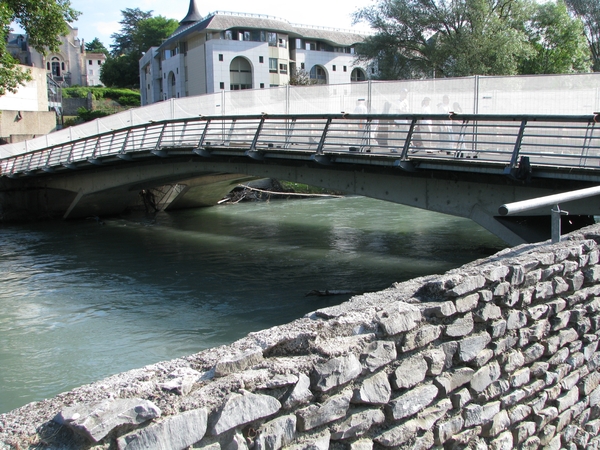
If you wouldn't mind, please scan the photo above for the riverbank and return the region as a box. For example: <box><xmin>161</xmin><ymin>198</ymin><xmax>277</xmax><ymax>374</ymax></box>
<box><xmin>2</xmin><ymin>223</ymin><xmax>600</xmax><ymax>449</ymax></box>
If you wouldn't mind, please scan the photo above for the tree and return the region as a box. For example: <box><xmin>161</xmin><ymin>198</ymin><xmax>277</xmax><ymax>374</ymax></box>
<box><xmin>565</xmin><ymin>0</ymin><xmax>600</xmax><ymax>71</ymax></box>
<box><xmin>85</xmin><ymin>37</ymin><xmax>109</xmax><ymax>56</ymax></box>
<box><xmin>109</xmin><ymin>8</ymin><xmax>152</xmax><ymax>57</ymax></box>
<box><xmin>353</xmin><ymin>0</ymin><xmax>534</xmax><ymax>79</ymax></box>
<box><xmin>101</xmin><ymin>9</ymin><xmax>178</xmax><ymax>88</ymax></box>
<box><xmin>0</xmin><ymin>0</ymin><xmax>79</xmax><ymax>95</ymax></box>
<box><xmin>289</xmin><ymin>68</ymin><xmax>317</xmax><ymax>85</ymax></box>
<box><xmin>520</xmin><ymin>1</ymin><xmax>591</xmax><ymax>74</ymax></box>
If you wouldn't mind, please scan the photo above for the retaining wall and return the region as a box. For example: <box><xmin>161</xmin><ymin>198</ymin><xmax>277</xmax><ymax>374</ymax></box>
<box><xmin>3</xmin><ymin>224</ymin><xmax>600</xmax><ymax>449</ymax></box>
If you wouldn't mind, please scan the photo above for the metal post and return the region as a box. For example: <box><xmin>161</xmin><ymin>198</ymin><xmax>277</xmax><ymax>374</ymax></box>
<box><xmin>550</xmin><ymin>204</ymin><xmax>568</xmax><ymax>243</ymax></box>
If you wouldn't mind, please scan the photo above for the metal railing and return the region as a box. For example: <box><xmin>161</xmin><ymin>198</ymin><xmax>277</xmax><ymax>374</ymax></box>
<box><xmin>1</xmin><ymin>112</ymin><xmax>598</xmax><ymax>179</ymax></box>
<box><xmin>499</xmin><ymin>185</ymin><xmax>600</xmax><ymax>242</ymax></box>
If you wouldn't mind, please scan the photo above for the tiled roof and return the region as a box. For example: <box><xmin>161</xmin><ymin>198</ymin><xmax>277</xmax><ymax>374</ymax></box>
<box><xmin>162</xmin><ymin>11</ymin><xmax>368</xmax><ymax>50</ymax></box>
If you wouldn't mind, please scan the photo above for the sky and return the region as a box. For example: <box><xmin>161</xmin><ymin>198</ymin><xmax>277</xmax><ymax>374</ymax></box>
<box><xmin>62</xmin><ymin>0</ymin><xmax>376</xmax><ymax>48</ymax></box>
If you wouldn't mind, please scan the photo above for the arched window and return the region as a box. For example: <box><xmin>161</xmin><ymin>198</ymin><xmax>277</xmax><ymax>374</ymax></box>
<box><xmin>309</xmin><ymin>65</ymin><xmax>327</xmax><ymax>84</ymax></box>
<box><xmin>168</xmin><ymin>72</ymin><xmax>176</xmax><ymax>99</ymax></box>
<box><xmin>229</xmin><ymin>57</ymin><xmax>252</xmax><ymax>90</ymax></box>
<box><xmin>351</xmin><ymin>68</ymin><xmax>366</xmax><ymax>82</ymax></box>
<box><xmin>51</xmin><ymin>57</ymin><xmax>61</xmax><ymax>76</ymax></box>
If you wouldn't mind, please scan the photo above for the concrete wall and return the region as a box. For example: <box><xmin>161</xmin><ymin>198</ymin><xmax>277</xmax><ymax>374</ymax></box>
<box><xmin>0</xmin><ymin>110</ymin><xmax>56</xmax><ymax>144</ymax></box>
<box><xmin>2</xmin><ymin>224</ymin><xmax>600</xmax><ymax>449</ymax></box>
<box><xmin>0</xmin><ymin>66</ymin><xmax>48</xmax><ymax>112</ymax></box>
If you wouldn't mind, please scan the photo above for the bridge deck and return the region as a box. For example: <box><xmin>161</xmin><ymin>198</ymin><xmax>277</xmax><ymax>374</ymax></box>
<box><xmin>1</xmin><ymin>113</ymin><xmax>599</xmax><ymax>183</ymax></box>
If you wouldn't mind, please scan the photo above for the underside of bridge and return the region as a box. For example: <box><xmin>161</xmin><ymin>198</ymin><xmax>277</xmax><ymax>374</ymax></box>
<box><xmin>1</xmin><ymin>153</ymin><xmax>598</xmax><ymax>246</ymax></box>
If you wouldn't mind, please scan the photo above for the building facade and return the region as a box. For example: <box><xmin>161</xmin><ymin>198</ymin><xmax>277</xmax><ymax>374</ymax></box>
<box><xmin>139</xmin><ymin>1</ymin><xmax>373</xmax><ymax>106</ymax></box>
<box><xmin>7</xmin><ymin>26</ymin><xmax>106</xmax><ymax>87</ymax></box>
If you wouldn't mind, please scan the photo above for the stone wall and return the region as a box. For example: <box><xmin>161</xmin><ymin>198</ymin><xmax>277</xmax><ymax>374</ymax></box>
<box><xmin>3</xmin><ymin>224</ymin><xmax>600</xmax><ymax>449</ymax></box>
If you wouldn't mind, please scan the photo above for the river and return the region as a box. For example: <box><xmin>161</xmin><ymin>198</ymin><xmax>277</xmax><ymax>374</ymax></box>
<box><xmin>0</xmin><ymin>196</ymin><xmax>506</xmax><ymax>414</ymax></box>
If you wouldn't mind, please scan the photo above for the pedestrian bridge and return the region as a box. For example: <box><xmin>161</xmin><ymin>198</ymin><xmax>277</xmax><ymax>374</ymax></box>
<box><xmin>2</xmin><ymin>110</ymin><xmax>599</xmax><ymax>246</ymax></box>
<box><xmin>1</xmin><ymin>76</ymin><xmax>599</xmax><ymax>246</ymax></box>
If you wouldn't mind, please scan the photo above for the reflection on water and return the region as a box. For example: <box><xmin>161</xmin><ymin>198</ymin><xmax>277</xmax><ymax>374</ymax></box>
<box><xmin>0</xmin><ymin>197</ymin><xmax>506</xmax><ymax>413</ymax></box>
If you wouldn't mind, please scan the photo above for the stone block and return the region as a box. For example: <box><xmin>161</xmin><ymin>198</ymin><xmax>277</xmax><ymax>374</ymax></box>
<box><xmin>489</xmin><ymin>319</ymin><xmax>507</xmax><ymax>338</ymax></box>
<box><xmin>533</xmin><ymin>407</ymin><xmax>558</xmax><ymax>429</ymax></box>
<box><xmin>447</xmin><ymin>274</ymin><xmax>486</xmax><ymax>297</ymax></box>
<box><xmin>254</xmin><ymin>415</ymin><xmax>297</xmax><ymax>450</ymax></box>
<box><xmin>501</xmin><ymin>350</ymin><xmax>525</xmax><ymax>372</ymax></box>
<box><xmin>528</xmin><ymin>304</ymin><xmax>549</xmax><ymax>320</ymax></box>
<box><xmin>512</xmin><ymin>421</ymin><xmax>536</xmax><ymax>444</ymax></box>
<box><xmin>493</xmin><ymin>281</ymin><xmax>511</xmax><ymax>297</ymax></box>
<box><xmin>531</xmin><ymin>361</ymin><xmax>549</xmax><ymax>378</ymax></box>
<box><xmin>488</xmin><ymin>430</ymin><xmax>513</xmax><ymax>450</ymax></box>
<box><xmin>521</xmin><ymin>436</ymin><xmax>541</xmax><ymax>450</ymax></box>
<box><xmin>463</xmin><ymin>401</ymin><xmax>500</xmax><ymax>427</ymax></box>
<box><xmin>360</xmin><ymin>341</ymin><xmax>397</xmax><ymax>373</ymax></box>
<box><xmin>458</xmin><ymin>332</ymin><xmax>491</xmax><ymax>362</ymax></box>
<box><xmin>547</xmin><ymin>347</ymin><xmax>570</xmax><ymax>366</ymax></box>
<box><xmin>451</xmin><ymin>388</ymin><xmax>471</xmax><ymax>409</ymax></box>
<box><xmin>560</xmin><ymin>371</ymin><xmax>580</xmax><ymax>391</ymax></box>
<box><xmin>534</xmin><ymin>281</ymin><xmax>554</xmax><ymax>300</ymax></box>
<box><xmin>118</xmin><ymin>409</ymin><xmax>209</xmax><ymax>450</ymax></box>
<box><xmin>434</xmin><ymin>368</ymin><xmax>474</xmax><ymax>396</ymax></box>
<box><xmin>434</xmin><ymin>415</ymin><xmax>464</xmax><ymax>445</ymax></box>
<box><xmin>479</xmin><ymin>379</ymin><xmax>510</xmax><ymax>402</ymax></box>
<box><xmin>296</xmin><ymin>390</ymin><xmax>351</xmax><ymax>431</ymax></box>
<box><xmin>491</xmin><ymin>334</ymin><xmax>518</xmax><ymax>355</ymax></box>
<box><xmin>523</xmin><ymin>343</ymin><xmax>545</xmax><ymax>364</ymax></box>
<box><xmin>508</xmin><ymin>265</ymin><xmax>525</xmax><ymax>285</ymax></box>
<box><xmin>474</xmin><ymin>348</ymin><xmax>494</xmax><ymax>367</ymax></box>
<box><xmin>455</xmin><ymin>293</ymin><xmax>479</xmax><ymax>312</ymax></box>
<box><xmin>330</xmin><ymin>409</ymin><xmax>385</xmax><ymax>440</ymax></box>
<box><xmin>567</xmin><ymin>271</ymin><xmax>585</xmax><ymax>292</ymax></box>
<box><xmin>528</xmin><ymin>392</ymin><xmax>548</xmax><ymax>414</ymax></box>
<box><xmin>501</xmin><ymin>389</ymin><xmax>526</xmax><ymax>408</ymax></box>
<box><xmin>473</xmin><ymin>303</ymin><xmax>502</xmax><ymax>322</ymax></box>
<box><xmin>581</xmin><ymin>371</ymin><xmax>600</xmax><ymax>396</ymax></box>
<box><xmin>555</xmin><ymin>409</ymin><xmax>573</xmax><ymax>432</ymax></box>
<box><xmin>211</xmin><ymin>390</ymin><xmax>281</xmax><ymax>435</ymax></box>
<box><xmin>312</xmin><ymin>353</ymin><xmax>362</xmax><ymax>392</ymax></box>
<box><xmin>348</xmin><ymin>440</ymin><xmax>372</xmax><ymax>450</ymax></box>
<box><xmin>401</xmin><ymin>325</ymin><xmax>441</xmax><ymax>352</ymax></box>
<box><xmin>539</xmin><ymin>424</ymin><xmax>556</xmax><ymax>445</ymax></box>
<box><xmin>506</xmin><ymin>310</ymin><xmax>527</xmax><ymax>330</ymax></box>
<box><xmin>377</xmin><ymin>302</ymin><xmax>422</xmax><ymax>336</ymax></box>
<box><xmin>283</xmin><ymin>430</ymin><xmax>330</xmax><ymax>450</ymax></box>
<box><xmin>54</xmin><ymin>398</ymin><xmax>161</xmax><ymax>443</ymax></box>
<box><xmin>445</xmin><ymin>313</ymin><xmax>474</xmax><ymax>338</ymax></box>
<box><xmin>483</xmin><ymin>264</ymin><xmax>510</xmax><ymax>282</ymax></box>
<box><xmin>510</xmin><ymin>367</ymin><xmax>531</xmax><ymax>388</ymax></box>
<box><xmin>283</xmin><ymin>373</ymin><xmax>312</xmax><ymax>409</ymax></box>
<box><xmin>387</xmin><ymin>384</ymin><xmax>439</xmax><ymax>421</ymax></box>
<box><xmin>422</xmin><ymin>348</ymin><xmax>446</xmax><ymax>376</ymax></box>
<box><xmin>508</xmin><ymin>404</ymin><xmax>532</xmax><ymax>423</ymax></box>
<box><xmin>374</xmin><ymin>419</ymin><xmax>419</xmax><ymax>447</ymax></box>
<box><xmin>352</xmin><ymin>371</ymin><xmax>391</xmax><ymax>405</ymax></box>
<box><xmin>214</xmin><ymin>347</ymin><xmax>264</xmax><ymax>377</ymax></box>
<box><xmin>421</xmin><ymin>301</ymin><xmax>456</xmax><ymax>318</ymax></box>
<box><xmin>393</xmin><ymin>354</ymin><xmax>428</xmax><ymax>389</ymax></box>
<box><xmin>553</xmin><ymin>277</ymin><xmax>569</xmax><ymax>295</ymax></box>
<box><xmin>470</xmin><ymin>361</ymin><xmax>501</xmax><ymax>393</ymax></box>
<box><xmin>547</xmin><ymin>298</ymin><xmax>567</xmax><ymax>315</ymax></box>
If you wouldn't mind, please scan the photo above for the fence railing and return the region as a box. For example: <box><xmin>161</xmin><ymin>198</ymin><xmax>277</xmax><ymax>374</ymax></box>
<box><xmin>1</xmin><ymin>112</ymin><xmax>598</xmax><ymax>179</ymax></box>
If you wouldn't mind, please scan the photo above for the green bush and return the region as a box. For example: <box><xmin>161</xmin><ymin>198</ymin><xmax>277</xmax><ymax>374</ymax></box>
<box><xmin>76</xmin><ymin>107</ymin><xmax>112</xmax><ymax>122</ymax></box>
<box><xmin>63</xmin><ymin>87</ymin><xmax>140</xmax><ymax>105</ymax></box>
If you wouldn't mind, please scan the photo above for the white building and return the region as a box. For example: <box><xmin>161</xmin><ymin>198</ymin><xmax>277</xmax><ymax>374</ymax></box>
<box><xmin>7</xmin><ymin>26</ymin><xmax>105</xmax><ymax>87</ymax></box>
<box><xmin>140</xmin><ymin>0</ymin><xmax>373</xmax><ymax>105</ymax></box>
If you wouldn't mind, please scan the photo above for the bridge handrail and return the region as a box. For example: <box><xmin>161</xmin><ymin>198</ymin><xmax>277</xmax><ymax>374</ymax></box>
<box><xmin>1</xmin><ymin>112</ymin><xmax>598</xmax><ymax>180</ymax></box>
